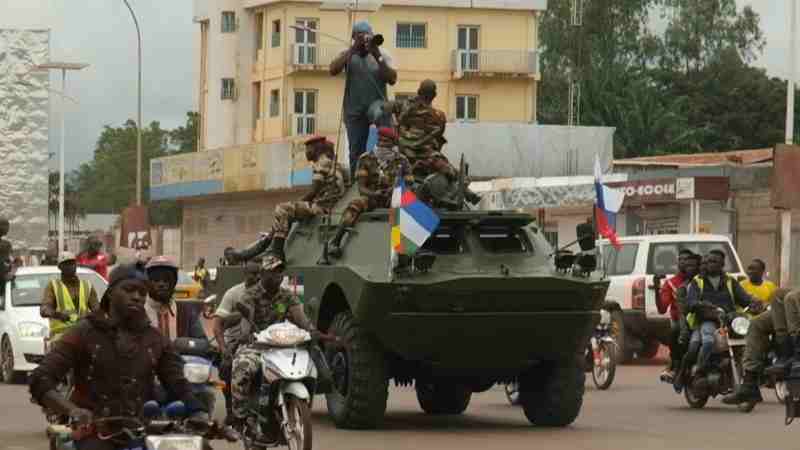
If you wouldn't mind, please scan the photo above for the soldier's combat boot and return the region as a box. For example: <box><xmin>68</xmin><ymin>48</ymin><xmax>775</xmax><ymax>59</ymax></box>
<box><xmin>327</xmin><ymin>225</ymin><xmax>348</xmax><ymax>259</ymax></box>
<box><xmin>262</xmin><ymin>237</ymin><xmax>286</xmax><ymax>271</ymax></box>
<box><xmin>722</xmin><ymin>370</ymin><xmax>764</xmax><ymax>405</ymax></box>
<box><xmin>766</xmin><ymin>336</ymin><xmax>798</xmax><ymax>378</ymax></box>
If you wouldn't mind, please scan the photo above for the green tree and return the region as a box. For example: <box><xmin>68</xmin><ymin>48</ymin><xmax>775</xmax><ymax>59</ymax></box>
<box><xmin>169</xmin><ymin>111</ymin><xmax>200</xmax><ymax>153</ymax></box>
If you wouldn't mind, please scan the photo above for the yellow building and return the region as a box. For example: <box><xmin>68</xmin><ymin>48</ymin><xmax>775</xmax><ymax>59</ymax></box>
<box><xmin>152</xmin><ymin>0</ymin><xmax>545</xmax><ymax>266</ymax></box>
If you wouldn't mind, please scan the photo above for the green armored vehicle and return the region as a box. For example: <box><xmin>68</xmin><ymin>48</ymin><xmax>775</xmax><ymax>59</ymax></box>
<box><xmin>219</xmin><ymin>183</ymin><xmax>609</xmax><ymax>429</ymax></box>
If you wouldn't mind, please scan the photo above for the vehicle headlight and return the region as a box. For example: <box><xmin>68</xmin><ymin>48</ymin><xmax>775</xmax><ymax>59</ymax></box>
<box><xmin>183</xmin><ymin>363</ymin><xmax>211</xmax><ymax>384</ymax></box>
<box><xmin>18</xmin><ymin>322</ymin><xmax>47</xmax><ymax>338</ymax></box>
<box><xmin>599</xmin><ymin>309</ymin><xmax>611</xmax><ymax>325</ymax></box>
<box><xmin>731</xmin><ymin>317</ymin><xmax>750</xmax><ymax>336</ymax></box>
<box><xmin>145</xmin><ymin>435</ymin><xmax>203</xmax><ymax>450</ymax></box>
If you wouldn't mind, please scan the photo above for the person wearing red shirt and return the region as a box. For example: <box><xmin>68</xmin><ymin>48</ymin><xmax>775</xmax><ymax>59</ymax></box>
<box><xmin>658</xmin><ymin>249</ymin><xmax>696</xmax><ymax>383</ymax></box>
<box><xmin>76</xmin><ymin>236</ymin><xmax>109</xmax><ymax>281</ymax></box>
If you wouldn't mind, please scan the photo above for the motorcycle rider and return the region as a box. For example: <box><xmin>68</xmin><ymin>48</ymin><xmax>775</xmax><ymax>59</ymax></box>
<box><xmin>723</xmin><ymin>288</ymin><xmax>800</xmax><ymax>405</ymax></box>
<box><xmin>327</xmin><ymin>126</ymin><xmax>414</xmax><ymax>257</ymax></box>
<box><xmin>29</xmin><ymin>264</ymin><xmax>209</xmax><ymax>450</ymax></box>
<box><xmin>144</xmin><ymin>255</ymin><xmax>208</xmax><ymax>341</ymax></box>
<box><xmin>658</xmin><ymin>249</ymin><xmax>696</xmax><ymax>383</ymax></box>
<box><xmin>212</xmin><ymin>260</ymin><xmax>262</xmax><ymax>426</ymax></box>
<box><xmin>684</xmin><ymin>249</ymin><xmax>762</xmax><ymax>377</ymax></box>
<box><xmin>40</xmin><ymin>252</ymin><xmax>100</xmax><ymax>344</ymax></box>
<box><xmin>263</xmin><ymin>136</ymin><xmax>346</xmax><ymax>269</ymax></box>
<box><xmin>741</xmin><ymin>258</ymin><xmax>778</xmax><ymax>304</ymax></box>
<box><xmin>228</xmin><ymin>262</ymin><xmax>337</xmax><ymax>435</ymax></box>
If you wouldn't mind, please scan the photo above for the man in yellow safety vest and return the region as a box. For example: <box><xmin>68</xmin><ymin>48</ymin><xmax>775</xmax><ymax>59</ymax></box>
<box><xmin>40</xmin><ymin>252</ymin><xmax>100</xmax><ymax>343</ymax></box>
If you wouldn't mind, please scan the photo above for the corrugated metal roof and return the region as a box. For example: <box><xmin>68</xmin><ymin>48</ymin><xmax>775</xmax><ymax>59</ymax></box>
<box><xmin>614</xmin><ymin>148</ymin><xmax>773</xmax><ymax>168</ymax></box>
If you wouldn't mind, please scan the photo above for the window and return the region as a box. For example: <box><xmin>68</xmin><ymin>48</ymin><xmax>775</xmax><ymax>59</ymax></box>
<box><xmin>421</xmin><ymin>225</ymin><xmax>467</xmax><ymax>254</ymax></box>
<box><xmin>543</xmin><ymin>230</ymin><xmax>559</xmax><ymax>249</ymax></box>
<box><xmin>647</xmin><ymin>242</ymin><xmax>740</xmax><ymax>275</ymax></box>
<box><xmin>294</xmin><ymin>90</ymin><xmax>317</xmax><ymax>135</ymax></box>
<box><xmin>11</xmin><ymin>273</ymin><xmax>107</xmax><ymax>307</ymax></box>
<box><xmin>457</xmin><ymin>26</ymin><xmax>480</xmax><ymax>71</ymax></box>
<box><xmin>456</xmin><ymin>95</ymin><xmax>478</xmax><ymax>121</ymax></box>
<box><xmin>255</xmin><ymin>12</ymin><xmax>264</xmax><ymax>51</ymax></box>
<box><xmin>252</xmin><ymin>82</ymin><xmax>261</xmax><ymax>128</ymax></box>
<box><xmin>294</xmin><ymin>19</ymin><xmax>317</xmax><ymax>64</ymax></box>
<box><xmin>396</xmin><ymin>23</ymin><xmax>426</xmax><ymax>48</ymax></box>
<box><xmin>603</xmin><ymin>243</ymin><xmax>639</xmax><ymax>276</ymax></box>
<box><xmin>270</xmin><ymin>89</ymin><xmax>280</xmax><ymax>117</ymax></box>
<box><xmin>395</xmin><ymin>93</ymin><xmax>414</xmax><ymax>103</ymax></box>
<box><xmin>272</xmin><ymin>20</ymin><xmax>281</xmax><ymax>47</ymax></box>
<box><xmin>221</xmin><ymin>78</ymin><xmax>235</xmax><ymax>100</ymax></box>
<box><xmin>221</xmin><ymin>11</ymin><xmax>236</xmax><ymax>33</ymax></box>
<box><xmin>478</xmin><ymin>226</ymin><xmax>532</xmax><ymax>254</ymax></box>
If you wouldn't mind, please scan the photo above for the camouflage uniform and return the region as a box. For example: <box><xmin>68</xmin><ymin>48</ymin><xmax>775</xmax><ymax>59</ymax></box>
<box><xmin>270</xmin><ymin>154</ymin><xmax>346</xmax><ymax>239</ymax></box>
<box><xmin>387</xmin><ymin>96</ymin><xmax>447</xmax><ymax>164</ymax></box>
<box><xmin>230</xmin><ymin>283</ymin><xmax>303</xmax><ymax>419</ymax></box>
<box><xmin>340</xmin><ymin>148</ymin><xmax>414</xmax><ymax>227</ymax></box>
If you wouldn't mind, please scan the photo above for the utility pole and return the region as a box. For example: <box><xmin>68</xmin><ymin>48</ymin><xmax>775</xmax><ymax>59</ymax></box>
<box><xmin>123</xmin><ymin>0</ymin><xmax>143</xmax><ymax>206</ymax></box>
<box><xmin>781</xmin><ymin>0</ymin><xmax>796</xmax><ymax>288</ymax></box>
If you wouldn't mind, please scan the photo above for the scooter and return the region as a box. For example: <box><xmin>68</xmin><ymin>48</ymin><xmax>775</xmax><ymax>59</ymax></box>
<box><xmin>239</xmin><ymin>320</ymin><xmax>316</xmax><ymax>450</ymax></box>
<box><xmin>680</xmin><ymin>306</ymin><xmax>755</xmax><ymax>413</ymax></box>
<box><xmin>171</xmin><ymin>337</ymin><xmax>225</xmax><ymax>415</ymax></box>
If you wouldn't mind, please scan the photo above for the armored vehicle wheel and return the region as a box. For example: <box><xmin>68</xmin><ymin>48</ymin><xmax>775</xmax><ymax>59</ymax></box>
<box><xmin>519</xmin><ymin>358</ymin><xmax>585</xmax><ymax>427</ymax></box>
<box><xmin>415</xmin><ymin>380</ymin><xmax>472</xmax><ymax>415</ymax></box>
<box><xmin>325</xmin><ymin>311</ymin><xmax>388</xmax><ymax>429</ymax></box>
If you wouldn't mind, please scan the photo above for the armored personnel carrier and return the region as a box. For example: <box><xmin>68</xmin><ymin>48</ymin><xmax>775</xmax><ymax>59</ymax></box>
<box><xmin>219</xmin><ymin>177</ymin><xmax>609</xmax><ymax>430</ymax></box>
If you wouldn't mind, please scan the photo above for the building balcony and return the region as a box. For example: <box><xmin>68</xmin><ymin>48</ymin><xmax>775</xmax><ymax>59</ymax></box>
<box><xmin>289</xmin><ymin>44</ymin><xmax>345</xmax><ymax>71</ymax></box>
<box><xmin>450</xmin><ymin>49</ymin><xmax>539</xmax><ymax>79</ymax></box>
<box><xmin>289</xmin><ymin>113</ymin><xmax>343</xmax><ymax>137</ymax></box>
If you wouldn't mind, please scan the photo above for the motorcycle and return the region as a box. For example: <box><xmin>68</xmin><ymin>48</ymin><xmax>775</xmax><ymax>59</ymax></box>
<box><xmin>680</xmin><ymin>306</ymin><xmax>755</xmax><ymax>412</ymax></box>
<box><xmin>505</xmin><ymin>306</ymin><xmax>618</xmax><ymax>404</ymax></box>
<box><xmin>171</xmin><ymin>337</ymin><xmax>225</xmax><ymax>416</ymax></box>
<box><xmin>239</xmin><ymin>320</ymin><xmax>316</xmax><ymax>450</ymax></box>
<box><xmin>47</xmin><ymin>400</ymin><xmax>230</xmax><ymax>450</ymax></box>
<box><xmin>585</xmin><ymin>307</ymin><xmax>618</xmax><ymax>390</ymax></box>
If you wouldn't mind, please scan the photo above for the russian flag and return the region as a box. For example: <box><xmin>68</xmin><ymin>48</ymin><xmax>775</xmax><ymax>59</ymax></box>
<box><xmin>390</xmin><ymin>176</ymin><xmax>440</xmax><ymax>255</ymax></box>
<box><xmin>594</xmin><ymin>156</ymin><xmax>624</xmax><ymax>249</ymax></box>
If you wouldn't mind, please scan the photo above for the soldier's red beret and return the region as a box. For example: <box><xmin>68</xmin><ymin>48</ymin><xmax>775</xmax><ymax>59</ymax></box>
<box><xmin>378</xmin><ymin>127</ymin><xmax>397</xmax><ymax>140</ymax></box>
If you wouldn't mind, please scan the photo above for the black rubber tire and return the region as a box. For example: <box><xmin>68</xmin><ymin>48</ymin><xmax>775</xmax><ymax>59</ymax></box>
<box><xmin>610</xmin><ymin>311</ymin><xmax>633</xmax><ymax>363</ymax></box>
<box><xmin>325</xmin><ymin>311</ymin><xmax>388</xmax><ymax>429</ymax></box>
<box><xmin>591</xmin><ymin>341</ymin><xmax>617</xmax><ymax>390</ymax></box>
<box><xmin>1</xmin><ymin>336</ymin><xmax>24</xmax><ymax>384</ymax></box>
<box><xmin>683</xmin><ymin>384</ymin><xmax>709</xmax><ymax>409</ymax></box>
<box><xmin>519</xmin><ymin>357</ymin><xmax>585</xmax><ymax>427</ymax></box>
<box><xmin>415</xmin><ymin>381</ymin><xmax>472</xmax><ymax>414</ymax></box>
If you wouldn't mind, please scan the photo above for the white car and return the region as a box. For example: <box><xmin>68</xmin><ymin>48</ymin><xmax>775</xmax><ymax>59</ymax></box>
<box><xmin>0</xmin><ymin>266</ymin><xmax>107</xmax><ymax>383</ymax></box>
<box><xmin>597</xmin><ymin>234</ymin><xmax>746</xmax><ymax>362</ymax></box>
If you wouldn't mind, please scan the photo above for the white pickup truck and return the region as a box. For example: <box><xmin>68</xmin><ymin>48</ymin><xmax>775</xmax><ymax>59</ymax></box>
<box><xmin>597</xmin><ymin>234</ymin><xmax>746</xmax><ymax>362</ymax></box>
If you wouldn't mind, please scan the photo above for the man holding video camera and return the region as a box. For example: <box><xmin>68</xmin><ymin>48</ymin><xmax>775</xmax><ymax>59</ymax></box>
<box><xmin>330</xmin><ymin>21</ymin><xmax>398</xmax><ymax>179</ymax></box>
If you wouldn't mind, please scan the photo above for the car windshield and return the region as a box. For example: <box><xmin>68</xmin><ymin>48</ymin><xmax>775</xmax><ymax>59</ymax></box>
<box><xmin>10</xmin><ymin>272</ymin><xmax>108</xmax><ymax>307</ymax></box>
<box><xmin>647</xmin><ymin>241</ymin><xmax>741</xmax><ymax>275</ymax></box>
<box><xmin>602</xmin><ymin>243</ymin><xmax>639</xmax><ymax>276</ymax></box>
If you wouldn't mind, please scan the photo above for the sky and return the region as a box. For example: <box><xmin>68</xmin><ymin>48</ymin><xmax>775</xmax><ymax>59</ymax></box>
<box><xmin>0</xmin><ymin>0</ymin><xmax>796</xmax><ymax>171</ymax></box>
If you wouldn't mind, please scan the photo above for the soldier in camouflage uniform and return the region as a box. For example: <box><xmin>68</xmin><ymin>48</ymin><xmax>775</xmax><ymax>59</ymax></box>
<box><xmin>328</xmin><ymin>127</ymin><xmax>414</xmax><ymax>257</ymax></box>
<box><xmin>229</xmin><ymin>265</ymin><xmax>337</xmax><ymax>432</ymax></box>
<box><xmin>263</xmin><ymin>136</ymin><xmax>346</xmax><ymax>269</ymax></box>
<box><xmin>382</xmin><ymin>79</ymin><xmax>456</xmax><ymax>180</ymax></box>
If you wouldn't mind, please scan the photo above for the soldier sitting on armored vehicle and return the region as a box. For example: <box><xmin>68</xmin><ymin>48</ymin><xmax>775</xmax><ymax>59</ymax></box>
<box><xmin>262</xmin><ymin>136</ymin><xmax>346</xmax><ymax>270</ymax></box>
<box><xmin>328</xmin><ymin>127</ymin><xmax>414</xmax><ymax>258</ymax></box>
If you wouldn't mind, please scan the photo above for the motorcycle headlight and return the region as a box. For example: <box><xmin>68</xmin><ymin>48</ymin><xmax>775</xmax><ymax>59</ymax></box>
<box><xmin>18</xmin><ymin>322</ymin><xmax>47</xmax><ymax>338</ymax></box>
<box><xmin>599</xmin><ymin>309</ymin><xmax>611</xmax><ymax>325</ymax></box>
<box><xmin>731</xmin><ymin>316</ymin><xmax>751</xmax><ymax>336</ymax></box>
<box><xmin>145</xmin><ymin>435</ymin><xmax>203</xmax><ymax>450</ymax></box>
<box><xmin>183</xmin><ymin>363</ymin><xmax>211</xmax><ymax>384</ymax></box>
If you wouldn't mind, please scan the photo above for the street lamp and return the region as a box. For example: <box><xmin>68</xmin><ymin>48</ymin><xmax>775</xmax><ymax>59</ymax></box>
<box><xmin>123</xmin><ymin>0</ymin><xmax>143</xmax><ymax>206</ymax></box>
<box><xmin>32</xmin><ymin>62</ymin><xmax>89</xmax><ymax>254</ymax></box>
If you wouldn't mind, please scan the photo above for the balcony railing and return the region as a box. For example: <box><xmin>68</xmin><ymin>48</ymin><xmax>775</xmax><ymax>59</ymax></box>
<box><xmin>289</xmin><ymin>113</ymin><xmax>343</xmax><ymax>136</ymax></box>
<box><xmin>451</xmin><ymin>49</ymin><xmax>539</xmax><ymax>78</ymax></box>
<box><xmin>289</xmin><ymin>44</ymin><xmax>345</xmax><ymax>70</ymax></box>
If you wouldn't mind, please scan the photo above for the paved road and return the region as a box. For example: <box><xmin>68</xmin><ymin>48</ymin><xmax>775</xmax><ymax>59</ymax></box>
<box><xmin>0</xmin><ymin>365</ymin><xmax>793</xmax><ymax>450</ymax></box>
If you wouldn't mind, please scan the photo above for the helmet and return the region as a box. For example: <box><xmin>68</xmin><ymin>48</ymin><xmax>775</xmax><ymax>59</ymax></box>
<box><xmin>58</xmin><ymin>252</ymin><xmax>76</xmax><ymax>266</ymax></box>
<box><xmin>146</xmin><ymin>255</ymin><xmax>179</xmax><ymax>273</ymax></box>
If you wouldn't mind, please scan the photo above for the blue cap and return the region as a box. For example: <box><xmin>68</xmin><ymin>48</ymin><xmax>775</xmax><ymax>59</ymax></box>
<box><xmin>353</xmin><ymin>21</ymin><xmax>372</xmax><ymax>35</ymax></box>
